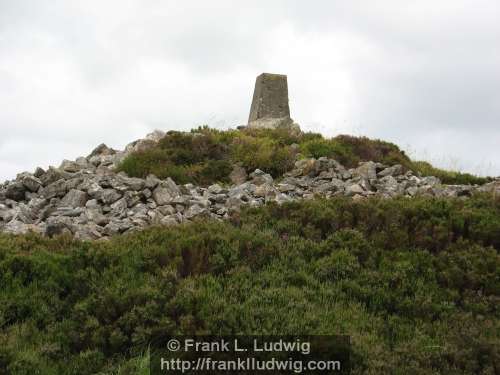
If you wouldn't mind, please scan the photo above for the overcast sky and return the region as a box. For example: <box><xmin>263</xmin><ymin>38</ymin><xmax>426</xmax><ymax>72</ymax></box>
<box><xmin>1</xmin><ymin>0</ymin><xmax>499</xmax><ymax>181</ymax></box>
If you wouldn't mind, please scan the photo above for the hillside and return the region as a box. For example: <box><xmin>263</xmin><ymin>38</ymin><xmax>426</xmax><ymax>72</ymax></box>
<box><xmin>0</xmin><ymin>127</ymin><xmax>499</xmax><ymax>374</ymax></box>
<box><xmin>1</xmin><ymin>195</ymin><xmax>499</xmax><ymax>374</ymax></box>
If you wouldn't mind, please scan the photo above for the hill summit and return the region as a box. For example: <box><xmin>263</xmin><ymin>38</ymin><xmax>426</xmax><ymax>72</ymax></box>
<box><xmin>0</xmin><ymin>126</ymin><xmax>498</xmax><ymax>240</ymax></box>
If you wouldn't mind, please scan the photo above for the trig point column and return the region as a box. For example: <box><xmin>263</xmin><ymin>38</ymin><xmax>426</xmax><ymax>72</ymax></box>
<box><xmin>247</xmin><ymin>73</ymin><xmax>294</xmax><ymax>129</ymax></box>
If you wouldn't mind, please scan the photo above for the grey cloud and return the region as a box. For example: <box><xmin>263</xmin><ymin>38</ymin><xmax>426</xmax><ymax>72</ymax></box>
<box><xmin>1</xmin><ymin>0</ymin><xmax>499</xmax><ymax>180</ymax></box>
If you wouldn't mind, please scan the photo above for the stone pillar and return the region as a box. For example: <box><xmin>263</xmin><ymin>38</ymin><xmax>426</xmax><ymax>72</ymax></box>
<box><xmin>247</xmin><ymin>73</ymin><xmax>297</xmax><ymax>130</ymax></box>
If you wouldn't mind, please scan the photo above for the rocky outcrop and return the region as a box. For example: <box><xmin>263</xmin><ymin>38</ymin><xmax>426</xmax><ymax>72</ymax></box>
<box><xmin>1</xmin><ymin>134</ymin><xmax>498</xmax><ymax>240</ymax></box>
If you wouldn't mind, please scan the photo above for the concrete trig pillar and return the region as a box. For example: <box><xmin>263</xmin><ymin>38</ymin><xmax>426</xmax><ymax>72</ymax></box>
<box><xmin>247</xmin><ymin>73</ymin><xmax>299</xmax><ymax>131</ymax></box>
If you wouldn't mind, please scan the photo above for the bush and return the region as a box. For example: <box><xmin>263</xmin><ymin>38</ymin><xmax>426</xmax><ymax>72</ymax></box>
<box><xmin>1</xmin><ymin>194</ymin><xmax>499</xmax><ymax>374</ymax></box>
<box><xmin>118</xmin><ymin>127</ymin><xmax>489</xmax><ymax>186</ymax></box>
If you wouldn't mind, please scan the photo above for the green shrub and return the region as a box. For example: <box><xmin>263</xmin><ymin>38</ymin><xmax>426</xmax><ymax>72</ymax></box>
<box><xmin>1</xmin><ymin>194</ymin><xmax>499</xmax><ymax>373</ymax></box>
<box><xmin>117</xmin><ymin>127</ymin><xmax>490</xmax><ymax>186</ymax></box>
<box><xmin>412</xmin><ymin>160</ymin><xmax>490</xmax><ymax>185</ymax></box>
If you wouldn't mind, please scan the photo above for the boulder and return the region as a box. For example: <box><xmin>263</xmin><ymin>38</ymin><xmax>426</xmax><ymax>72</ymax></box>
<box><xmin>59</xmin><ymin>160</ymin><xmax>81</xmax><ymax>173</ymax></box>
<box><xmin>88</xmin><ymin>143</ymin><xmax>116</xmax><ymax>158</ymax></box>
<box><xmin>250</xmin><ymin>169</ymin><xmax>273</xmax><ymax>186</ymax></box>
<box><xmin>45</xmin><ymin>216</ymin><xmax>73</xmax><ymax>237</ymax></box>
<box><xmin>40</xmin><ymin>167</ymin><xmax>64</xmax><ymax>186</ymax></box>
<box><xmin>354</xmin><ymin>161</ymin><xmax>377</xmax><ymax>180</ymax></box>
<box><xmin>294</xmin><ymin>158</ymin><xmax>319</xmax><ymax>176</ymax></box>
<box><xmin>100</xmin><ymin>189</ymin><xmax>122</xmax><ymax>205</ymax></box>
<box><xmin>85</xmin><ymin>208</ymin><xmax>109</xmax><ymax>226</ymax></box>
<box><xmin>74</xmin><ymin>224</ymin><xmax>103</xmax><ymax>241</ymax></box>
<box><xmin>152</xmin><ymin>178</ymin><xmax>180</xmax><ymax>205</ymax></box>
<box><xmin>378</xmin><ymin>164</ymin><xmax>404</xmax><ymax>177</ymax></box>
<box><xmin>41</xmin><ymin>179</ymin><xmax>68</xmax><ymax>199</ymax></box>
<box><xmin>33</xmin><ymin>167</ymin><xmax>45</xmax><ymax>178</ymax></box>
<box><xmin>145</xmin><ymin>174</ymin><xmax>161</xmax><ymax>189</ymax></box>
<box><xmin>17</xmin><ymin>173</ymin><xmax>42</xmax><ymax>192</ymax></box>
<box><xmin>229</xmin><ymin>165</ymin><xmax>247</xmax><ymax>185</ymax></box>
<box><xmin>5</xmin><ymin>182</ymin><xmax>26</xmax><ymax>201</ymax></box>
<box><xmin>346</xmin><ymin>184</ymin><xmax>365</xmax><ymax>196</ymax></box>
<box><xmin>60</xmin><ymin>189</ymin><xmax>88</xmax><ymax>208</ymax></box>
<box><xmin>152</xmin><ymin>186</ymin><xmax>174</xmax><ymax>205</ymax></box>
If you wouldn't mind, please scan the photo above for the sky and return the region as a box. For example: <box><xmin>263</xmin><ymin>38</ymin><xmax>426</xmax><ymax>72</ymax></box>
<box><xmin>1</xmin><ymin>0</ymin><xmax>499</xmax><ymax>181</ymax></box>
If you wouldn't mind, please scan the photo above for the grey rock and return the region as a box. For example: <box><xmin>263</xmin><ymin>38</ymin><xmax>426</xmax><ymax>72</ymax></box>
<box><xmin>61</xmin><ymin>189</ymin><xmax>88</xmax><ymax>208</ymax></box>
<box><xmin>478</xmin><ymin>180</ymin><xmax>500</xmax><ymax>194</ymax></box>
<box><xmin>88</xmin><ymin>143</ymin><xmax>116</xmax><ymax>158</ymax></box>
<box><xmin>45</xmin><ymin>217</ymin><xmax>73</xmax><ymax>237</ymax></box>
<box><xmin>75</xmin><ymin>157</ymin><xmax>91</xmax><ymax>169</ymax></box>
<box><xmin>318</xmin><ymin>170</ymin><xmax>337</xmax><ymax>179</ymax></box>
<box><xmin>85</xmin><ymin>208</ymin><xmax>109</xmax><ymax>226</ymax></box>
<box><xmin>250</xmin><ymin>169</ymin><xmax>273</xmax><ymax>186</ymax></box>
<box><xmin>123</xmin><ymin>191</ymin><xmax>141</xmax><ymax>207</ymax></box>
<box><xmin>121</xmin><ymin>176</ymin><xmax>145</xmax><ymax>191</ymax></box>
<box><xmin>4</xmin><ymin>220</ymin><xmax>42</xmax><ymax>235</ymax></box>
<box><xmin>313</xmin><ymin>179</ymin><xmax>345</xmax><ymax>194</ymax></box>
<box><xmin>110</xmin><ymin>198</ymin><xmax>128</xmax><ymax>217</ymax></box>
<box><xmin>145</xmin><ymin>174</ymin><xmax>161</xmax><ymax>189</ymax></box>
<box><xmin>0</xmin><ymin>206</ymin><xmax>15</xmax><ymax>222</ymax></box>
<box><xmin>406</xmin><ymin>186</ymin><xmax>419</xmax><ymax>196</ymax></box>
<box><xmin>375</xmin><ymin>176</ymin><xmax>400</xmax><ymax>196</ymax></box>
<box><xmin>184</xmin><ymin>204</ymin><xmax>207</xmax><ymax>219</ymax></box>
<box><xmin>40</xmin><ymin>167</ymin><xmax>63</xmax><ymax>186</ymax></box>
<box><xmin>229</xmin><ymin>165</ymin><xmax>247</xmax><ymax>185</ymax></box>
<box><xmin>254</xmin><ymin>183</ymin><xmax>276</xmax><ymax>198</ymax></box>
<box><xmin>100</xmin><ymin>189</ymin><xmax>122</xmax><ymax>204</ymax></box>
<box><xmin>275</xmin><ymin>193</ymin><xmax>294</xmax><ymax>205</ymax></box>
<box><xmin>52</xmin><ymin>207</ymin><xmax>83</xmax><ymax>217</ymax></box>
<box><xmin>74</xmin><ymin>224</ymin><xmax>103</xmax><ymax>240</ymax></box>
<box><xmin>103</xmin><ymin>220</ymin><xmax>132</xmax><ymax>236</ymax></box>
<box><xmin>209</xmin><ymin>194</ymin><xmax>227</xmax><ymax>203</ymax></box>
<box><xmin>420</xmin><ymin>176</ymin><xmax>441</xmax><ymax>187</ymax></box>
<box><xmin>346</xmin><ymin>184</ymin><xmax>365</xmax><ymax>196</ymax></box>
<box><xmin>277</xmin><ymin>183</ymin><xmax>296</xmax><ymax>192</ymax></box>
<box><xmin>152</xmin><ymin>178</ymin><xmax>180</xmax><ymax>205</ymax></box>
<box><xmin>208</xmin><ymin>184</ymin><xmax>223</xmax><ymax>194</ymax></box>
<box><xmin>15</xmin><ymin>204</ymin><xmax>37</xmax><ymax>224</ymax></box>
<box><xmin>294</xmin><ymin>158</ymin><xmax>319</xmax><ymax>176</ymax></box>
<box><xmin>152</xmin><ymin>186</ymin><xmax>174</xmax><ymax>205</ymax></box>
<box><xmin>33</xmin><ymin>167</ymin><xmax>45</xmax><ymax>178</ymax></box>
<box><xmin>41</xmin><ymin>179</ymin><xmax>68</xmax><ymax>199</ymax></box>
<box><xmin>160</xmin><ymin>216</ymin><xmax>178</xmax><ymax>226</ymax></box>
<box><xmin>142</xmin><ymin>188</ymin><xmax>152</xmax><ymax>199</ymax></box>
<box><xmin>17</xmin><ymin>173</ymin><xmax>42</xmax><ymax>193</ymax></box>
<box><xmin>85</xmin><ymin>199</ymin><xmax>100</xmax><ymax>209</ymax></box>
<box><xmin>5</xmin><ymin>182</ymin><xmax>26</xmax><ymax>201</ymax></box>
<box><xmin>378</xmin><ymin>164</ymin><xmax>404</xmax><ymax>177</ymax></box>
<box><xmin>59</xmin><ymin>159</ymin><xmax>81</xmax><ymax>173</ymax></box>
<box><xmin>157</xmin><ymin>205</ymin><xmax>176</xmax><ymax>216</ymax></box>
<box><xmin>354</xmin><ymin>161</ymin><xmax>377</xmax><ymax>180</ymax></box>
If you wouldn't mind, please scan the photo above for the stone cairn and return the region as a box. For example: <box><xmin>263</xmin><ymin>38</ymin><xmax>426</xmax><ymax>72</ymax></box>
<box><xmin>0</xmin><ymin>131</ymin><xmax>498</xmax><ymax>240</ymax></box>
<box><xmin>1</xmin><ymin>74</ymin><xmax>498</xmax><ymax>240</ymax></box>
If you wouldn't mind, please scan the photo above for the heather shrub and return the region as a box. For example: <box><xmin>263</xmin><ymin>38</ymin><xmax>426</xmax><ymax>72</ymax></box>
<box><xmin>118</xmin><ymin>127</ymin><xmax>489</xmax><ymax>186</ymax></box>
<box><xmin>1</xmin><ymin>194</ymin><xmax>499</xmax><ymax>374</ymax></box>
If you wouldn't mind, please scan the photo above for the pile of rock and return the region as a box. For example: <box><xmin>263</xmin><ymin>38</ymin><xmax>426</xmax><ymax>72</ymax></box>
<box><xmin>1</xmin><ymin>138</ymin><xmax>498</xmax><ymax>240</ymax></box>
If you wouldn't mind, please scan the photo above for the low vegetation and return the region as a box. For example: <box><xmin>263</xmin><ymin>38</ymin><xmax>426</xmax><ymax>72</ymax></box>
<box><xmin>117</xmin><ymin>126</ymin><xmax>491</xmax><ymax>186</ymax></box>
<box><xmin>1</xmin><ymin>194</ymin><xmax>499</xmax><ymax>374</ymax></box>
